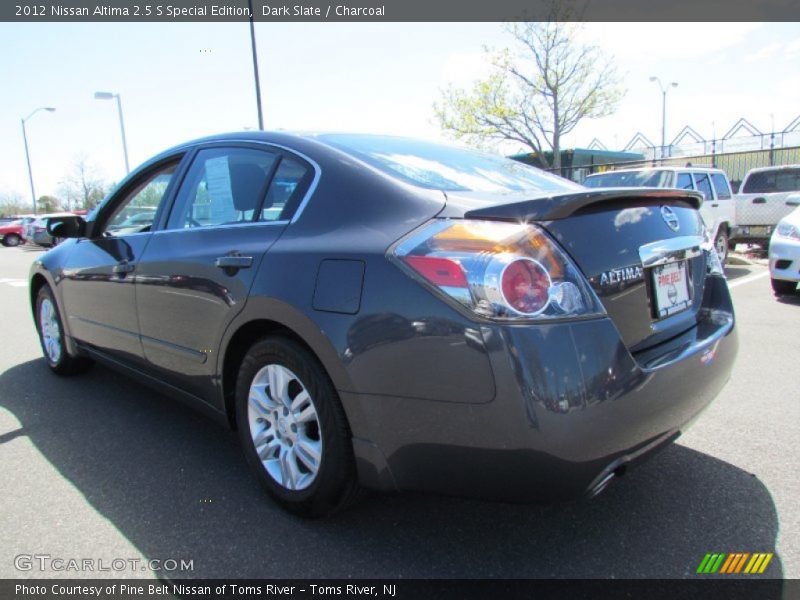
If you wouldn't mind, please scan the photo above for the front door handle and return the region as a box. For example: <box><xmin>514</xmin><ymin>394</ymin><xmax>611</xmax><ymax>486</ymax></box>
<box><xmin>752</xmin><ymin>197</ymin><xmax>766</xmax><ymax>204</ymax></box>
<box><xmin>112</xmin><ymin>261</ymin><xmax>135</xmax><ymax>275</ymax></box>
<box><xmin>711</xmin><ymin>203</ymin><xmax>719</xmax><ymax>207</ymax></box>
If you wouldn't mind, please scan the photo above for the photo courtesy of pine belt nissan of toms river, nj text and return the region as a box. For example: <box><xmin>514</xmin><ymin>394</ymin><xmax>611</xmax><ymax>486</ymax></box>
<box><xmin>30</xmin><ymin>132</ymin><xmax>737</xmax><ymax>517</ymax></box>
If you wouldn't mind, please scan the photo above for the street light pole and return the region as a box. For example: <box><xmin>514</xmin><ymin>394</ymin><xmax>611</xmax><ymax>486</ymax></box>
<box><xmin>248</xmin><ymin>0</ymin><xmax>264</xmax><ymax>130</ymax></box>
<box><xmin>649</xmin><ymin>76</ymin><xmax>678</xmax><ymax>159</ymax></box>
<box><xmin>21</xmin><ymin>107</ymin><xmax>56</xmax><ymax>214</ymax></box>
<box><xmin>94</xmin><ymin>91</ymin><xmax>130</xmax><ymax>174</ymax></box>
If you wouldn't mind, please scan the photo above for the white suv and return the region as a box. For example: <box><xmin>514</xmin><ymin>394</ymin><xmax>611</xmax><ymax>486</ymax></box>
<box><xmin>732</xmin><ymin>165</ymin><xmax>800</xmax><ymax>248</ymax></box>
<box><xmin>583</xmin><ymin>167</ymin><xmax>736</xmax><ymax>262</ymax></box>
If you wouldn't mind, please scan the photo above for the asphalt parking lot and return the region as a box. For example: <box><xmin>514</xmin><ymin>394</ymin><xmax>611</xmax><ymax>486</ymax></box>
<box><xmin>0</xmin><ymin>244</ymin><xmax>797</xmax><ymax>580</ymax></box>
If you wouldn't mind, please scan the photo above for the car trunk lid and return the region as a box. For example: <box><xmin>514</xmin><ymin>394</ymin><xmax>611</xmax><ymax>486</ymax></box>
<box><xmin>448</xmin><ymin>189</ymin><xmax>709</xmax><ymax>352</ymax></box>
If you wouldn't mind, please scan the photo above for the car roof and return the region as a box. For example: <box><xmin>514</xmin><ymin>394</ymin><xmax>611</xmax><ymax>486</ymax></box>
<box><xmin>744</xmin><ymin>164</ymin><xmax>800</xmax><ymax>175</ymax></box>
<box><xmin>34</xmin><ymin>212</ymin><xmax>76</xmax><ymax>219</ymax></box>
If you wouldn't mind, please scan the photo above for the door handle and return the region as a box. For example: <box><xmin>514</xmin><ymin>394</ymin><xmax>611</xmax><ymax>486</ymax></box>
<box><xmin>112</xmin><ymin>261</ymin><xmax>135</xmax><ymax>275</ymax></box>
<box><xmin>752</xmin><ymin>197</ymin><xmax>766</xmax><ymax>204</ymax></box>
<box><xmin>711</xmin><ymin>203</ymin><xmax>719</xmax><ymax>207</ymax></box>
<box><xmin>215</xmin><ymin>255</ymin><xmax>254</xmax><ymax>269</ymax></box>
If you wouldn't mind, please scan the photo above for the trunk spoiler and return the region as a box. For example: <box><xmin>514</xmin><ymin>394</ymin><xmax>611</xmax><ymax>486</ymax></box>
<box><xmin>463</xmin><ymin>188</ymin><xmax>703</xmax><ymax>222</ymax></box>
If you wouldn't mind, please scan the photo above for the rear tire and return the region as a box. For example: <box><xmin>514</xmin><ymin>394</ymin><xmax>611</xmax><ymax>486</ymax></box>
<box><xmin>35</xmin><ymin>285</ymin><xmax>93</xmax><ymax>376</ymax></box>
<box><xmin>235</xmin><ymin>336</ymin><xmax>360</xmax><ymax>517</ymax></box>
<box><xmin>2</xmin><ymin>234</ymin><xmax>21</xmax><ymax>247</ymax></box>
<box><xmin>771</xmin><ymin>278</ymin><xmax>797</xmax><ymax>296</ymax></box>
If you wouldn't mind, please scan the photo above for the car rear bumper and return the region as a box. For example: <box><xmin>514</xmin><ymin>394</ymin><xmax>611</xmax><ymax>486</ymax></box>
<box><xmin>730</xmin><ymin>225</ymin><xmax>773</xmax><ymax>244</ymax></box>
<box><xmin>344</xmin><ymin>277</ymin><xmax>737</xmax><ymax>501</ymax></box>
<box><xmin>769</xmin><ymin>237</ymin><xmax>800</xmax><ymax>282</ymax></box>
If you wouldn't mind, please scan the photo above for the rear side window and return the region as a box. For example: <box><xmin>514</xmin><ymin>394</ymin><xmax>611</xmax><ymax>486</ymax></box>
<box><xmin>676</xmin><ymin>173</ymin><xmax>694</xmax><ymax>190</ymax></box>
<box><xmin>167</xmin><ymin>147</ymin><xmax>278</xmax><ymax>230</ymax></box>
<box><xmin>742</xmin><ymin>168</ymin><xmax>800</xmax><ymax>193</ymax></box>
<box><xmin>261</xmin><ymin>156</ymin><xmax>312</xmax><ymax>222</ymax></box>
<box><xmin>710</xmin><ymin>173</ymin><xmax>732</xmax><ymax>199</ymax></box>
<box><xmin>692</xmin><ymin>173</ymin><xmax>714</xmax><ymax>200</ymax></box>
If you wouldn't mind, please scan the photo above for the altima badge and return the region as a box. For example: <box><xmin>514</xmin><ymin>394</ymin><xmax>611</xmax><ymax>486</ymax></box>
<box><xmin>599</xmin><ymin>266</ymin><xmax>644</xmax><ymax>287</ymax></box>
<box><xmin>661</xmin><ymin>206</ymin><xmax>680</xmax><ymax>232</ymax></box>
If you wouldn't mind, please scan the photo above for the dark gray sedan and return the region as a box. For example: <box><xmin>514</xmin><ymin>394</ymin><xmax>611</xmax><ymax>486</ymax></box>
<box><xmin>30</xmin><ymin>132</ymin><xmax>737</xmax><ymax>516</ymax></box>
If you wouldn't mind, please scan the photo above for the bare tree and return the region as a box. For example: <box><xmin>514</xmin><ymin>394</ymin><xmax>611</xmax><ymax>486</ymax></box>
<box><xmin>59</xmin><ymin>156</ymin><xmax>109</xmax><ymax>211</ymax></box>
<box><xmin>0</xmin><ymin>190</ymin><xmax>28</xmax><ymax>217</ymax></box>
<box><xmin>435</xmin><ymin>13</ymin><xmax>624</xmax><ymax>169</ymax></box>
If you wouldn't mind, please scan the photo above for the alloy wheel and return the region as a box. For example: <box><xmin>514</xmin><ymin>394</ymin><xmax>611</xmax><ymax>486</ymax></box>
<box><xmin>39</xmin><ymin>297</ymin><xmax>62</xmax><ymax>364</ymax></box>
<box><xmin>247</xmin><ymin>364</ymin><xmax>322</xmax><ymax>491</ymax></box>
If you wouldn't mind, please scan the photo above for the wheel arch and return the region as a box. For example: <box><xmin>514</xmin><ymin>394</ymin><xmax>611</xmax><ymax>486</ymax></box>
<box><xmin>219</xmin><ymin>306</ymin><xmax>354</xmax><ymax>431</ymax></box>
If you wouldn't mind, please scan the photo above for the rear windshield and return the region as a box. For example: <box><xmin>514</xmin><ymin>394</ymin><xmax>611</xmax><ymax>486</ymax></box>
<box><xmin>583</xmin><ymin>170</ymin><xmax>672</xmax><ymax>188</ymax></box>
<box><xmin>314</xmin><ymin>134</ymin><xmax>579</xmax><ymax>194</ymax></box>
<box><xmin>742</xmin><ymin>168</ymin><xmax>800</xmax><ymax>194</ymax></box>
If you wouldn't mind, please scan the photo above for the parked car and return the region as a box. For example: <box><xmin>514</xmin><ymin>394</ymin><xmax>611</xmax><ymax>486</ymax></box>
<box><xmin>28</xmin><ymin>213</ymin><xmax>76</xmax><ymax>247</ymax></box>
<box><xmin>583</xmin><ymin>167</ymin><xmax>736</xmax><ymax>263</ymax></box>
<box><xmin>30</xmin><ymin>132</ymin><xmax>737</xmax><ymax>516</ymax></box>
<box><xmin>0</xmin><ymin>217</ymin><xmax>31</xmax><ymax>246</ymax></box>
<box><xmin>768</xmin><ymin>204</ymin><xmax>800</xmax><ymax>296</ymax></box>
<box><xmin>732</xmin><ymin>165</ymin><xmax>800</xmax><ymax>249</ymax></box>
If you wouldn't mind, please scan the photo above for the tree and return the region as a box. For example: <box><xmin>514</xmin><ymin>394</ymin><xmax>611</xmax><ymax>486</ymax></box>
<box><xmin>59</xmin><ymin>157</ymin><xmax>109</xmax><ymax>211</ymax></box>
<box><xmin>0</xmin><ymin>190</ymin><xmax>28</xmax><ymax>217</ymax></box>
<box><xmin>37</xmin><ymin>195</ymin><xmax>62</xmax><ymax>213</ymax></box>
<box><xmin>435</xmin><ymin>13</ymin><xmax>624</xmax><ymax>169</ymax></box>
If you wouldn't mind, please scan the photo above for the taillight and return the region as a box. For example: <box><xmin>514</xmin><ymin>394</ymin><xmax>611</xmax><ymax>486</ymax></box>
<box><xmin>392</xmin><ymin>220</ymin><xmax>605</xmax><ymax>321</ymax></box>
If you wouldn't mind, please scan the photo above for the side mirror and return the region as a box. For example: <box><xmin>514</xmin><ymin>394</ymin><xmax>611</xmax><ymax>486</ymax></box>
<box><xmin>47</xmin><ymin>215</ymin><xmax>86</xmax><ymax>239</ymax></box>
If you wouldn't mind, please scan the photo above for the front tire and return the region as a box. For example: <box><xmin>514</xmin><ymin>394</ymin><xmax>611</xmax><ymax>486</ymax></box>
<box><xmin>714</xmin><ymin>228</ymin><xmax>729</xmax><ymax>264</ymax></box>
<box><xmin>2</xmin><ymin>234</ymin><xmax>21</xmax><ymax>247</ymax></box>
<box><xmin>235</xmin><ymin>336</ymin><xmax>360</xmax><ymax>517</ymax></box>
<box><xmin>35</xmin><ymin>285</ymin><xmax>93</xmax><ymax>375</ymax></box>
<box><xmin>771</xmin><ymin>278</ymin><xmax>797</xmax><ymax>296</ymax></box>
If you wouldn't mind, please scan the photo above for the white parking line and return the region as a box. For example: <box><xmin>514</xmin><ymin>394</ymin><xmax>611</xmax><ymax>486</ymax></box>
<box><xmin>728</xmin><ymin>270</ymin><xmax>770</xmax><ymax>289</ymax></box>
<box><xmin>0</xmin><ymin>278</ymin><xmax>27</xmax><ymax>288</ymax></box>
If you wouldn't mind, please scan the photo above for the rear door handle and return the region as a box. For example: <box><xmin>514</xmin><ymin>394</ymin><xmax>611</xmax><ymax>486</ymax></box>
<box><xmin>711</xmin><ymin>203</ymin><xmax>719</xmax><ymax>207</ymax></box>
<box><xmin>752</xmin><ymin>197</ymin><xmax>766</xmax><ymax>204</ymax></box>
<box><xmin>215</xmin><ymin>255</ymin><xmax>254</xmax><ymax>269</ymax></box>
<box><xmin>112</xmin><ymin>261</ymin><xmax>135</xmax><ymax>275</ymax></box>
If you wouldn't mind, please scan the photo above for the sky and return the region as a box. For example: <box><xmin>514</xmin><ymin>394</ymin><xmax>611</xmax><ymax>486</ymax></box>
<box><xmin>1</xmin><ymin>21</ymin><xmax>799</xmax><ymax>205</ymax></box>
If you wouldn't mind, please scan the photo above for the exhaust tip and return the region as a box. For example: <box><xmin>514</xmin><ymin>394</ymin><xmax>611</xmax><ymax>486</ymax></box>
<box><xmin>587</xmin><ymin>463</ymin><xmax>628</xmax><ymax>498</ymax></box>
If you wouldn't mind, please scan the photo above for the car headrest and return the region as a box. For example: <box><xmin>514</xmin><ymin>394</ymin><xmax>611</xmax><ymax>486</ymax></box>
<box><xmin>229</xmin><ymin>163</ymin><xmax>267</xmax><ymax>213</ymax></box>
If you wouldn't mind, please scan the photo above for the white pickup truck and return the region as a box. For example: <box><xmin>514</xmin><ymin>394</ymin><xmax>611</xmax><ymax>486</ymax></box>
<box><xmin>732</xmin><ymin>165</ymin><xmax>800</xmax><ymax>249</ymax></box>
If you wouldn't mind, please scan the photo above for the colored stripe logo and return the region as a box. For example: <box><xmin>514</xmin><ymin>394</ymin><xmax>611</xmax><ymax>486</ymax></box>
<box><xmin>696</xmin><ymin>552</ymin><xmax>773</xmax><ymax>574</ymax></box>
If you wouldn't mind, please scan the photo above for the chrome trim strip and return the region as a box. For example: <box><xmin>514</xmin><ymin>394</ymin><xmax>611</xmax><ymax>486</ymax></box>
<box><xmin>639</xmin><ymin>235</ymin><xmax>704</xmax><ymax>267</ymax></box>
<box><xmin>152</xmin><ymin>220</ymin><xmax>289</xmax><ymax>235</ymax></box>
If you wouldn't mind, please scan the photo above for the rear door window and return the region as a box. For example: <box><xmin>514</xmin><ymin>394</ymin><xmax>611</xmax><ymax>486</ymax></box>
<box><xmin>167</xmin><ymin>147</ymin><xmax>279</xmax><ymax>230</ymax></box>
<box><xmin>692</xmin><ymin>173</ymin><xmax>714</xmax><ymax>200</ymax></box>
<box><xmin>710</xmin><ymin>173</ymin><xmax>732</xmax><ymax>199</ymax></box>
<box><xmin>676</xmin><ymin>173</ymin><xmax>694</xmax><ymax>190</ymax></box>
<box><xmin>742</xmin><ymin>168</ymin><xmax>800</xmax><ymax>193</ymax></box>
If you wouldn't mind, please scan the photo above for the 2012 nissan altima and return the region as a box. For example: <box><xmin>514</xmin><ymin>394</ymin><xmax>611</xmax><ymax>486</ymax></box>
<box><xmin>30</xmin><ymin>133</ymin><xmax>737</xmax><ymax>516</ymax></box>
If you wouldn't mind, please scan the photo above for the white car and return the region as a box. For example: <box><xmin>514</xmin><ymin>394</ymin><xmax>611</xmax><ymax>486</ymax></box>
<box><xmin>583</xmin><ymin>167</ymin><xmax>736</xmax><ymax>262</ymax></box>
<box><xmin>769</xmin><ymin>203</ymin><xmax>800</xmax><ymax>296</ymax></box>
<box><xmin>733</xmin><ymin>164</ymin><xmax>800</xmax><ymax>248</ymax></box>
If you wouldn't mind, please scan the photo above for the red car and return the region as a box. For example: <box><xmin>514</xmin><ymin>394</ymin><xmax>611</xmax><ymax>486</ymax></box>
<box><xmin>0</xmin><ymin>218</ymin><xmax>30</xmax><ymax>247</ymax></box>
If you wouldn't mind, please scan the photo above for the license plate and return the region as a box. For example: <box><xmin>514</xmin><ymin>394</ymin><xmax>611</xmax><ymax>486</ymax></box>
<box><xmin>746</xmin><ymin>226</ymin><xmax>771</xmax><ymax>236</ymax></box>
<box><xmin>652</xmin><ymin>261</ymin><xmax>691</xmax><ymax>318</ymax></box>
